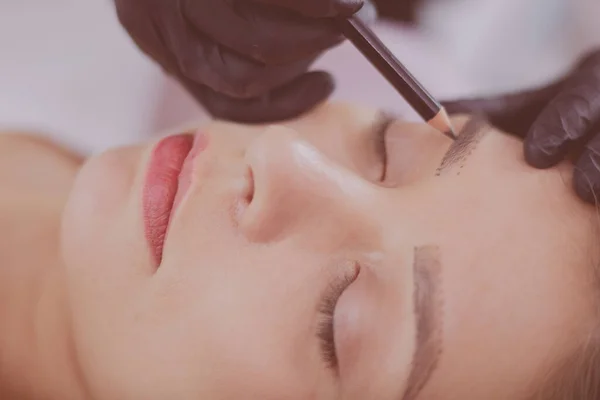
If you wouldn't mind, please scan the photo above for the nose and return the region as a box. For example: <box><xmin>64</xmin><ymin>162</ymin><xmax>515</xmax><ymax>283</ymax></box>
<box><xmin>239</xmin><ymin>125</ymin><xmax>381</xmax><ymax>246</ymax></box>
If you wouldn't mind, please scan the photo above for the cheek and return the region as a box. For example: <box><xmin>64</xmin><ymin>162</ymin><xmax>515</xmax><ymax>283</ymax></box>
<box><xmin>93</xmin><ymin>248</ymin><xmax>327</xmax><ymax>399</ymax></box>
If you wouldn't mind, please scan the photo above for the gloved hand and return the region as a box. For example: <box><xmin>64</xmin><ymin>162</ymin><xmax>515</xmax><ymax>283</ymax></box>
<box><xmin>444</xmin><ymin>49</ymin><xmax>600</xmax><ymax>204</ymax></box>
<box><xmin>115</xmin><ymin>0</ymin><xmax>373</xmax><ymax>123</ymax></box>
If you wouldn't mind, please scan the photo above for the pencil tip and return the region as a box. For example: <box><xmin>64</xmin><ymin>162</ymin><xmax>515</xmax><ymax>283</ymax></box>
<box><xmin>428</xmin><ymin>107</ymin><xmax>457</xmax><ymax>140</ymax></box>
<box><xmin>444</xmin><ymin>129</ymin><xmax>457</xmax><ymax>140</ymax></box>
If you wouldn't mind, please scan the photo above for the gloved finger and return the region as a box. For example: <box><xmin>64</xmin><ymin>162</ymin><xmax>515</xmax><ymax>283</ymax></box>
<box><xmin>182</xmin><ymin>0</ymin><xmax>373</xmax><ymax>65</ymax></box>
<box><xmin>442</xmin><ymin>81</ymin><xmax>563</xmax><ymax>137</ymax></box>
<box><xmin>255</xmin><ymin>0</ymin><xmax>364</xmax><ymax>18</ymax></box>
<box><xmin>524</xmin><ymin>65</ymin><xmax>600</xmax><ymax>169</ymax></box>
<box><xmin>573</xmin><ymin>128</ymin><xmax>600</xmax><ymax>204</ymax></box>
<box><xmin>179</xmin><ymin>70</ymin><xmax>335</xmax><ymax>123</ymax></box>
<box><xmin>158</xmin><ymin>8</ymin><xmax>324</xmax><ymax>99</ymax></box>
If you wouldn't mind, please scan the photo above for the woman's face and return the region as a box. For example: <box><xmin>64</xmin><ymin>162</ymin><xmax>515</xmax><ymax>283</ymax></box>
<box><xmin>61</xmin><ymin>102</ymin><xmax>598</xmax><ymax>400</ymax></box>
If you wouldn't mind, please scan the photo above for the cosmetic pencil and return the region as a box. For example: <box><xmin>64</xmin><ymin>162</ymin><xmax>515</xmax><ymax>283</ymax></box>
<box><xmin>338</xmin><ymin>16</ymin><xmax>456</xmax><ymax>139</ymax></box>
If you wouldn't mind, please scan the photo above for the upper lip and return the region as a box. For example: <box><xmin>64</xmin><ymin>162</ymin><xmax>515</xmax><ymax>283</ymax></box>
<box><xmin>143</xmin><ymin>133</ymin><xmax>198</xmax><ymax>266</ymax></box>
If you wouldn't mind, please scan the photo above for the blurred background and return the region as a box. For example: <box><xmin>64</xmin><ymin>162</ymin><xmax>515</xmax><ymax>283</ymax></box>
<box><xmin>1</xmin><ymin>0</ymin><xmax>599</xmax><ymax>155</ymax></box>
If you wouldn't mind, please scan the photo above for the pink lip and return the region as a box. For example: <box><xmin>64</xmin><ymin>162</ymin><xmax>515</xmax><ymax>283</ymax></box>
<box><xmin>142</xmin><ymin>132</ymin><xmax>209</xmax><ymax>266</ymax></box>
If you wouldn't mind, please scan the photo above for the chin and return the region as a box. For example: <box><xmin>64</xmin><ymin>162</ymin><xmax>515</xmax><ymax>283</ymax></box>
<box><xmin>60</xmin><ymin>144</ymin><xmax>147</xmax><ymax>271</ymax></box>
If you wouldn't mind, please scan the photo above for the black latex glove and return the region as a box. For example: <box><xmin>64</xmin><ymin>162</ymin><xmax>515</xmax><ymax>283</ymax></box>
<box><xmin>115</xmin><ymin>0</ymin><xmax>372</xmax><ymax>123</ymax></box>
<box><xmin>444</xmin><ymin>49</ymin><xmax>600</xmax><ymax>204</ymax></box>
<box><xmin>373</xmin><ymin>0</ymin><xmax>423</xmax><ymax>23</ymax></box>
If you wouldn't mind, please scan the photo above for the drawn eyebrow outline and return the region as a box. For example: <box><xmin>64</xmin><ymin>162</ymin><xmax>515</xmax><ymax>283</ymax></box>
<box><xmin>436</xmin><ymin>116</ymin><xmax>490</xmax><ymax>176</ymax></box>
<box><xmin>401</xmin><ymin>245</ymin><xmax>444</xmax><ymax>400</ymax></box>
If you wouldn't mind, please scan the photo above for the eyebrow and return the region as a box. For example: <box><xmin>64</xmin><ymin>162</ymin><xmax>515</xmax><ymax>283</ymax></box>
<box><xmin>401</xmin><ymin>246</ymin><xmax>444</xmax><ymax>400</ymax></box>
<box><xmin>435</xmin><ymin>116</ymin><xmax>490</xmax><ymax>176</ymax></box>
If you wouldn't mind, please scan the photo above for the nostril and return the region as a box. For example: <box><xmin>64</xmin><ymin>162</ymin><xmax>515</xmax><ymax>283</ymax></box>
<box><xmin>232</xmin><ymin>166</ymin><xmax>255</xmax><ymax>225</ymax></box>
<box><xmin>245</xmin><ymin>166</ymin><xmax>255</xmax><ymax>205</ymax></box>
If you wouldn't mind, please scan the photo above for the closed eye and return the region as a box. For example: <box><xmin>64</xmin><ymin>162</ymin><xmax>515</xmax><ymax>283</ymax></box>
<box><xmin>316</xmin><ymin>264</ymin><xmax>360</xmax><ymax>373</ymax></box>
<box><xmin>374</xmin><ymin>116</ymin><xmax>395</xmax><ymax>182</ymax></box>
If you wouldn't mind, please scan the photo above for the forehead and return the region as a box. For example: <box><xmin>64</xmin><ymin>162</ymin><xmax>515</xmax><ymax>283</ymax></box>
<box><xmin>399</xmin><ymin>140</ymin><xmax>599</xmax><ymax>399</ymax></box>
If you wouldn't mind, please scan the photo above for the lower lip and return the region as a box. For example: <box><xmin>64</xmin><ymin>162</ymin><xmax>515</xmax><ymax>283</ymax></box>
<box><xmin>142</xmin><ymin>132</ymin><xmax>209</xmax><ymax>266</ymax></box>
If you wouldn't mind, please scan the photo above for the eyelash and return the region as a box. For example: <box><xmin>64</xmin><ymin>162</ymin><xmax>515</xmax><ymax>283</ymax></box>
<box><xmin>317</xmin><ymin>263</ymin><xmax>361</xmax><ymax>372</ymax></box>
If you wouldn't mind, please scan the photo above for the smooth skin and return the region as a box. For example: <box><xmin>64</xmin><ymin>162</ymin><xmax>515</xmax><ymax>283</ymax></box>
<box><xmin>0</xmin><ymin>102</ymin><xmax>598</xmax><ymax>400</ymax></box>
